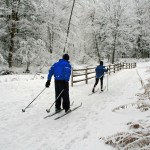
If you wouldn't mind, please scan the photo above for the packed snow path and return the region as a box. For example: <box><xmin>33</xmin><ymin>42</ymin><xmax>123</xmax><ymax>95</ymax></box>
<box><xmin>0</xmin><ymin>65</ymin><xmax>144</xmax><ymax>150</ymax></box>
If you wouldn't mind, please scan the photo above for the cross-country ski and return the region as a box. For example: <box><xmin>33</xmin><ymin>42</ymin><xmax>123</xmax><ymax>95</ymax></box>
<box><xmin>88</xmin><ymin>88</ymin><xmax>99</xmax><ymax>96</ymax></box>
<box><xmin>44</xmin><ymin>109</ymin><xmax>63</xmax><ymax>119</ymax></box>
<box><xmin>44</xmin><ymin>101</ymin><xmax>74</xmax><ymax>119</ymax></box>
<box><xmin>54</xmin><ymin>102</ymin><xmax>82</xmax><ymax>120</ymax></box>
<box><xmin>99</xmin><ymin>86</ymin><xmax>106</xmax><ymax>94</ymax></box>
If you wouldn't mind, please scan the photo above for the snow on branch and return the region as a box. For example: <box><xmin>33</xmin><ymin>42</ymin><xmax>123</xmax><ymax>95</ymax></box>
<box><xmin>136</xmin><ymin>68</ymin><xmax>145</xmax><ymax>86</ymax></box>
<box><xmin>100</xmin><ymin>121</ymin><xmax>150</xmax><ymax>150</ymax></box>
<box><xmin>112</xmin><ymin>100</ymin><xmax>150</xmax><ymax>112</ymax></box>
<box><xmin>112</xmin><ymin>103</ymin><xmax>138</xmax><ymax>112</ymax></box>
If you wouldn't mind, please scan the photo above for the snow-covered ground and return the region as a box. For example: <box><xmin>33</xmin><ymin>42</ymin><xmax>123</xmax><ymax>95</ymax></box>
<box><xmin>0</xmin><ymin>62</ymin><xmax>150</xmax><ymax>150</ymax></box>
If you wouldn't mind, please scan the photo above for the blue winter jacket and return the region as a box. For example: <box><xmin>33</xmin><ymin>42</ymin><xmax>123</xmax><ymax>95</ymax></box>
<box><xmin>47</xmin><ymin>59</ymin><xmax>71</xmax><ymax>81</ymax></box>
<box><xmin>95</xmin><ymin>65</ymin><xmax>108</xmax><ymax>78</ymax></box>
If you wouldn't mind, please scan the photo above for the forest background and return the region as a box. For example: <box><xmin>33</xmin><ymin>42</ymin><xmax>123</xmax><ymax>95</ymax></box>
<box><xmin>0</xmin><ymin>0</ymin><xmax>150</xmax><ymax>72</ymax></box>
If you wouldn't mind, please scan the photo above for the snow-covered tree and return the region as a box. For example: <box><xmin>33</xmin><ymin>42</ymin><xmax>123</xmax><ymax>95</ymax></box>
<box><xmin>1</xmin><ymin>0</ymin><xmax>150</xmax><ymax>70</ymax></box>
<box><xmin>0</xmin><ymin>0</ymin><xmax>43</xmax><ymax>68</ymax></box>
<box><xmin>131</xmin><ymin>0</ymin><xmax>150</xmax><ymax>58</ymax></box>
<box><xmin>16</xmin><ymin>38</ymin><xmax>48</xmax><ymax>72</ymax></box>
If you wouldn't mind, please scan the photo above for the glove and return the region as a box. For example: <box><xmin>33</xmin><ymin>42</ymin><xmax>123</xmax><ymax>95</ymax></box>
<box><xmin>45</xmin><ymin>80</ymin><xmax>50</xmax><ymax>88</ymax></box>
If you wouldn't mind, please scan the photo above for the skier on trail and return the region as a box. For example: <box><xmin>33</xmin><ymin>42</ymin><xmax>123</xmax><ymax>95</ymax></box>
<box><xmin>45</xmin><ymin>54</ymin><xmax>71</xmax><ymax>113</ymax></box>
<box><xmin>92</xmin><ymin>61</ymin><xmax>108</xmax><ymax>93</ymax></box>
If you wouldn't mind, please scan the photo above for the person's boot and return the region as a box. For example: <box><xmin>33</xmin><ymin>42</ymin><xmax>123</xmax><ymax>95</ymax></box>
<box><xmin>55</xmin><ymin>107</ymin><xmax>61</xmax><ymax>113</ymax></box>
<box><xmin>92</xmin><ymin>87</ymin><xmax>95</xmax><ymax>93</ymax></box>
<box><xmin>65</xmin><ymin>108</ymin><xmax>71</xmax><ymax>113</ymax></box>
<box><xmin>101</xmin><ymin>86</ymin><xmax>103</xmax><ymax>91</ymax></box>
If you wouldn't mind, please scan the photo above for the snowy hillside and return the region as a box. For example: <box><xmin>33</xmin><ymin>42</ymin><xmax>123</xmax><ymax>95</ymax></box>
<box><xmin>0</xmin><ymin>62</ymin><xmax>150</xmax><ymax>150</ymax></box>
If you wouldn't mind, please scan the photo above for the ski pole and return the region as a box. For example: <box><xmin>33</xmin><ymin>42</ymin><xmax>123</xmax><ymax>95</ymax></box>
<box><xmin>107</xmin><ymin>73</ymin><xmax>108</xmax><ymax>91</ymax></box>
<box><xmin>22</xmin><ymin>87</ymin><xmax>46</xmax><ymax>112</ymax></box>
<box><xmin>46</xmin><ymin>89</ymin><xmax>64</xmax><ymax>113</ymax></box>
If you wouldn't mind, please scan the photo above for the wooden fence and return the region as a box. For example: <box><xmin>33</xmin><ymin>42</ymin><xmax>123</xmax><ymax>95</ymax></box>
<box><xmin>71</xmin><ymin>62</ymin><xmax>136</xmax><ymax>87</ymax></box>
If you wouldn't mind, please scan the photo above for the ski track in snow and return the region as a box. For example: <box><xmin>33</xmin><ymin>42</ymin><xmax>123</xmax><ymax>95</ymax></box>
<box><xmin>0</xmin><ymin>62</ymin><xmax>149</xmax><ymax>150</ymax></box>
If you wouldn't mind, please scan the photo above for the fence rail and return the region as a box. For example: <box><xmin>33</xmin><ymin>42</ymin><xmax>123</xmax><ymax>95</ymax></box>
<box><xmin>71</xmin><ymin>62</ymin><xmax>136</xmax><ymax>87</ymax></box>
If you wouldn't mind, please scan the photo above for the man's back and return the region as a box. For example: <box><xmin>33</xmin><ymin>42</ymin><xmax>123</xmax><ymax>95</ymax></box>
<box><xmin>96</xmin><ymin>65</ymin><xmax>107</xmax><ymax>78</ymax></box>
<box><xmin>48</xmin><ymin>59</ymin><xmax>71</xmax><ymax>81</ymax></box>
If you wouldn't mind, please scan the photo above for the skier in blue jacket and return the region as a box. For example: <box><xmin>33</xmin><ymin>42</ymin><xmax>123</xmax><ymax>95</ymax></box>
<box><xmin>45</xmin><ymin>54</ymin><xmax>71</xmax><ymax>113</ymax></box>
<box><xmin>92</xmin><ymin>61</ymin><xmax>108</xmax><ymax>93</ymax></box>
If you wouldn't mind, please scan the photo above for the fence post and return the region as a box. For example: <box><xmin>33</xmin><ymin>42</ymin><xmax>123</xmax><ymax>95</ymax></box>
<box><xmin>85</xmin><ymin>67</ymin><xmax>88</xmax><ymax>84</ymax></box>
<box><xmin>114</xmin><ymin>64</ymin><xmax>115</xmax><ymax>73</ymax></box>
<box><xmin>71</xmin><ymin>68</ymin><xmax>73</xmax><ymax>87</ymax></box>
<box><xmin>129</xmin><ymin>63</ymin><xmax>131</xmax><ymax>69</ymax></box>
<box><xmin>120</xmin><ymin>62</ymin><xmax>121</xmax><ymax>70</ymax></box>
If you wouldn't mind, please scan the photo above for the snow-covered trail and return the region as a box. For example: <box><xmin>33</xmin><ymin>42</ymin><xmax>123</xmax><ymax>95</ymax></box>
<box><xmin>0</xmin><ymin>67</ymin><xmax>142</xmax><ymax>150</ymax></box>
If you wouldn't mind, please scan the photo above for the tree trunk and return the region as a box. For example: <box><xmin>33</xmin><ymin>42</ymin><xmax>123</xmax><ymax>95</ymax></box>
<box><xmin>95</xmin><ymin>34</ymin><xmax>101</xmax><ymax>64</ymax></box>
<box><xmin>47</xmin><ymin>25</ymin><xmax>52</xmax><ymax>53</ymax></box>
<box><xmin>91</xmin><ymin>4</ymin><xmax>101</xmax><ymax>63</ymax></box>
<box><xmin>111</xmin><ymin>33</ymin><xmax>117</xmax><ymax>64</ymax></box>
<box><xmin>63</xmin><ymin>0</ymin><xmax>76</xmax><ymax>53</ymax></box>
<box><xmin>25</xmin><ymin>62</ymin><xmax>30</xmax><ymax>73</ymax></box>
<box><xmin>8</xmin><ymin>0</ymin><xmax>19</xmax><ymax>68</ymax></box>
<box><xmin>51</xmin><ymin>0</ymin><xmax>54</xmax><ymax>52</ymax></box>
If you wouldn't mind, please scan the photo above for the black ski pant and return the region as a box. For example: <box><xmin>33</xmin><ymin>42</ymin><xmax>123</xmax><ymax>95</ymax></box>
<box><xmin>93</xmin><ymin>77</ymin><xmax>103</xmax><ymax>90</ymax></box>
<box><xmin>55</xmin><ymin>80</ymin><xmax>70</xmax><ymax>111</ymax></box>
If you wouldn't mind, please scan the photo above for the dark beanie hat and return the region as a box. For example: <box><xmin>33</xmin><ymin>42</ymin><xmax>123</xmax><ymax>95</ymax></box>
<box><xmin>100</xmin><ymin>61</ymin><xmax>103</xmax><ymax>65</ymax></box>
<box><xmin>63</xmin><ymin>54</ymin><xmax>69</xmax><ymax>60</ymax></box>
